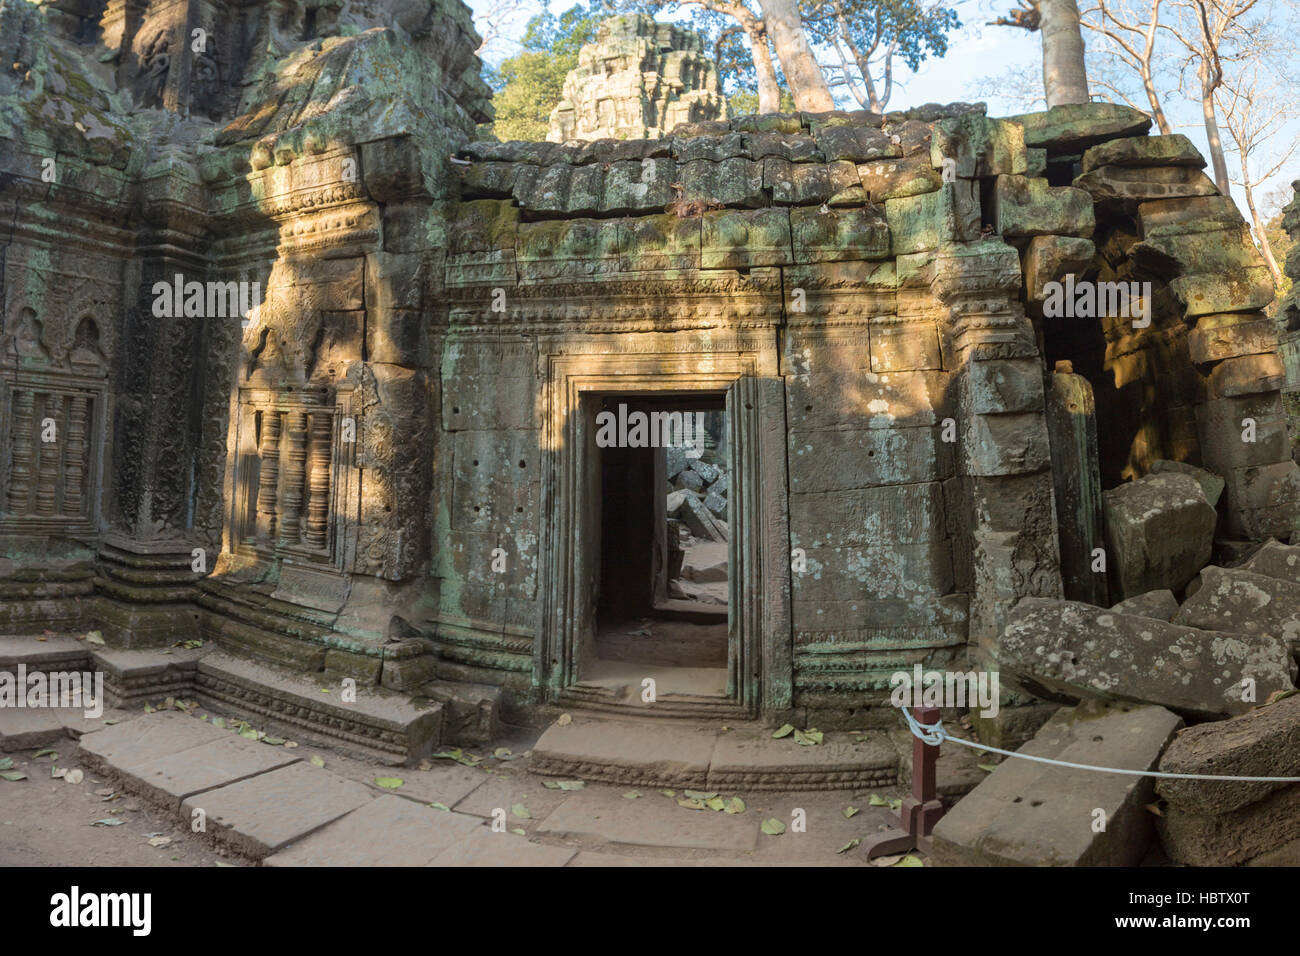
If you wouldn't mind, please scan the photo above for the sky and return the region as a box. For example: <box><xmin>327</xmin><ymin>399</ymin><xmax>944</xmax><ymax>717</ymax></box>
<box><xmin>466</xmin><ymin>0</ymin><xmax>1299</xmax><ymax>220</ymax></box>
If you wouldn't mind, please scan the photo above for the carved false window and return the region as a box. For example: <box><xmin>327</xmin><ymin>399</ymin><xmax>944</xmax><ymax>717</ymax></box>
<box><xmin>229</xmin><ymin>386</ymin><xmax>355</xmax><ymax>567</ymax></box>
<box><xmin>0</xmin><ymin>308</ymin><xmax>108</xmax><ymax>534</ymax></box>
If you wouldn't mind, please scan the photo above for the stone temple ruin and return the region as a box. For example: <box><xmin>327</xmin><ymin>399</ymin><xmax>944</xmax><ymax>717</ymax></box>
<box><xmin>2</xmin><ymin>0</ymin><xmax>1300</xmax><ymax>865</ymax></box>
<box><xmin>547</xmin><ymin>14</ymin><xmax>727</xmax><ymax>143</ymax></box>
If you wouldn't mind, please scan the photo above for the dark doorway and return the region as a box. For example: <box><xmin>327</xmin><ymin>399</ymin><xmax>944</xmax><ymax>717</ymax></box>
<box><xmin>586</xmin><ymin>394</ymin><xmax>729</xmax><ymax>698</ymax></box>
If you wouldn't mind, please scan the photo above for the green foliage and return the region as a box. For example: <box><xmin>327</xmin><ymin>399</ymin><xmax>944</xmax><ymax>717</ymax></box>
<box><xmin>483</xmin><ymin>5</ymin><xmax>603</xmax><ymax>142</ymax></box>
<box><xmin>730</xmin><ymin>88</ymin><xmax>796</xmax><ymax>117</ymax></box>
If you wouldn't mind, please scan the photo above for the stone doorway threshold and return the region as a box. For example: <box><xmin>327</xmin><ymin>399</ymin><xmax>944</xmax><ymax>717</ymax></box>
<box><xmin>529</xmin><ymin>712</ymin><xmax>902</xmax><ymax>792</ymax></box>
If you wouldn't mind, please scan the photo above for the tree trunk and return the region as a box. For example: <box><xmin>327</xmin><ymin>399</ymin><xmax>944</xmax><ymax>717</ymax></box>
<box><xmin>1198</xmin><ymin>63</ymin><xmax>1232</xmax><ymax>195</ymax></box>
<box><xmin>748</xmin><ymin>25</ymin><xmax>782</xmax><ymax>114</ymax></box>
<box><xmin>755</xmin><ymin>0</ymin><xmax>835</xmax><ymax>112</ymax></box>
<box><xmin>1039</xmin><ymin>0</ymin><xmax>1091</xmax><ymax>107</ymax></box>
<box><xmin>1244</xmin><ymin>183</ymin><xmax>1285</xmax><ymax>287</ymax></box>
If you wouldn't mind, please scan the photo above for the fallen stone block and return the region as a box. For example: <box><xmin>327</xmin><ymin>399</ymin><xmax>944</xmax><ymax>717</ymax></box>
<box><xmin>1237</xmin><ymin>538</ymin><xmax>1300</xmax><ymax>586</ymax></box>
<box><xmin>704</xmin><ymin>491</ymin><xmax>727</xmax><ymax>518</ymax></box>
<box><xmin>1157</xmin><ymin>783</ymin><xmax>1300</xmax><ymax>866</ymax></box>
<box><xmin>1103</xmin><ymin>471</ymin><xmax>1216</xmax><ymax>598</ymax></box>
<box><xmin>1172</xmin><ymin>565</ymin><xmax>1300</xmax><ymax>662</ymax></box>
<box><xmin>932</xmin><ymin>701</ymin><xmax>1182</xmax><ymax>866</ymax></box>
<box><xmin>1156</xmin><ymin>694</ymin><xmax>1300</xmax><ymax>815</ymax></box>
<box><xmin>999</xmin><ymin>597</ymin><xmax>1295</xmax><ymax>719</ymax></box>
<box><xmin>1148</xmin><ymin>459</ymin><xmax>1224</xmax><ymax>507</ymax></box>
<box><xmin>665</xmin><ymin>489</ymin><xmax>692</xmax><ymax>518</ymax></box>
<box><xmin>674</xmin><ymin>470</ymin><xmax>705</xmax><ymax>493</ymax></box>
<box><xmin>679</xmin><ymin>493</ymin><xmax>726</xmax><ymax>543</ymax></box>
<box><xmin>689</xmin><ymin>458</ymin><xmax>720</xmax><ymax>484</ymax></box>
<box><xmin>1110</xmin><ymin>589</ymin><xmax>1179</xmax><ymax>621</ymax></box>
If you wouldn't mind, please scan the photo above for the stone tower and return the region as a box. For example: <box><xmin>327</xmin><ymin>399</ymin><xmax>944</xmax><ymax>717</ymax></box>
<box><xmin>547</xmin><ymin>14</ymin><xmax>727</xmax><ymax>143</ymax></box>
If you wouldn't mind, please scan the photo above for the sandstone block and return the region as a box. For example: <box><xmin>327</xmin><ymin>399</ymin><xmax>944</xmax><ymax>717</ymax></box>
<box><xmin>998</xmin><ymin>598</ymin><xmax>1294</xmax><ymax>718</ymax></box>
<box><xmin>932</xmin><ymin>701</ymin><xmax>1182</xmax><ymax>866</ymax></box>
<box><xmin>1103</xmin><ymin>471</ymin><xmax>1216</xmax><ymax>597</ymax></box>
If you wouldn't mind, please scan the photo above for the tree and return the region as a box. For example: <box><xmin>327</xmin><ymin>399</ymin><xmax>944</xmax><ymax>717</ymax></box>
<box><xmin>994</xmin><ymin>0</ymin><xmax>1092</xmax><ymax>107</ymax></box>
<box><xmin>802</xmin><ymin>0</ymin><xmax>960</xmax><ymax>112</ymax></box>
<box><xmin>1216</xmin><ymin>57</ymin><xmax>1298</xmax><ymax>286</ymax></box>
<box><xmin>1080</xmin><ymin>0</ymin><xmax>1172</xmax><ymax>132</ymax></box>
<box><xmin>757</xmin><ymin>0</ymin><xmax>835</xmax><ymax>110</ymax></box>
<box><xmin>1163</xmin><ymin>0</ymin><xmax>1263</xmax><ymax>195</ymax></box>
<box><xmin>485</xmin><ymin>5</ymin><xmax>602</xmax><ymax>141</ymax></box>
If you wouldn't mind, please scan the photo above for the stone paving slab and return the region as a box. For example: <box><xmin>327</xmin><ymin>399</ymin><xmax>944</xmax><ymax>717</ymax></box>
<box><xmin>451</xmin><ymin>773</ymin><xmax>573</xmax><ymax>822</ymax></box>
<box><xmin>359</xmin><ymin>762</ymin><xmax>487</xmax><ymax>807</ymax></box>
<box><xmin>531</xmin><ymin>717</ymin><xmax>717</xmax><ymax>788</ymax></box>
<box><xmin>123</xmin><ymin>734</ymin><xmax>302</xmax><ymax>812</ymax></box>
<box><xmin>182</xmin><ymin>761</ymin><xmax>375</xmax><ymax>859</ymax></box>
<box><xmin>77</xmin><ymin>711</ymin><xmax>227</xmax><ymax>775</ymax></box>
<box><xmin>0</xmin><ymin>635</ymin><xmax>91</xmax><ymax>669</ymax></box>
<box><xmin>264</xmin><ymin>795</ymin><xmax>486</xmax><ymax>866</ymax></box>
<box><xmin>426</xmin><ymin>826</ymin><xmax>577</xmax><ymax>866</ymax></box>
<box><xmin>535</xmin><ymin>788</ymin><xmax>760</xmax><ymax>852</ymax></box>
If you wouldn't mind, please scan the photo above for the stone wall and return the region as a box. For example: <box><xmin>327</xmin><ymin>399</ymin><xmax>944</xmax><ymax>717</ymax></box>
<box><xmin>3</xmin><ymin>2</ymin><xmax>1296</xmax><ymax>739</ymax></box>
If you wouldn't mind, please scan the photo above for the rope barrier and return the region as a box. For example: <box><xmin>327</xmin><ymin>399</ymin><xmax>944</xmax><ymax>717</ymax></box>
<box><xmin>901</xmin><ymin>708</ymin><xmax>1300</xmax><ymax>783</ymax></box>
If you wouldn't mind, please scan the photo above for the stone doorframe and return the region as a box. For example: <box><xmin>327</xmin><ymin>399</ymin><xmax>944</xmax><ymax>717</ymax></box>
<box><xmin>535</xmin><ymin>347</ymin><xmax>794</xmax><ymax>721</ymax></box>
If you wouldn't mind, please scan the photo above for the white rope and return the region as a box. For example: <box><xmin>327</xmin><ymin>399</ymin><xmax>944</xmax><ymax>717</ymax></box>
<box><xmin>901</xmin><ymin>709</ymin><xmax>1300</xmax><ymax>783</ymax></box>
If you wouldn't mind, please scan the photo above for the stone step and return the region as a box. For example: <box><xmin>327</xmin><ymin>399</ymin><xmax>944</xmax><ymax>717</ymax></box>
<box><xmin>931</xmin><ymin>701</ymin><xmax>1183</xmax><ymax>866</ymax></box>
<box><xmin>531</xmin><ymin>714</ymin><xmax>899</xmax><ymax>791</ymax></box>
<box><xmin>0</xmin><ymin>634</ymin><xmax>92</xmax><ymax>670</ymax></box>
<box><xmin>0</xmin><ymin>706</ymin><xmax>120</xmax><ymax>751</ymax></box>
<box><xmin>92</xmin><ymin>646</ymin><xmax>209</xmax><ymax>707</ymax></box>
<box><xmin>193</xmin><ymin>651</ymin><xmax>442</xmax><ymax>765</ymax></box>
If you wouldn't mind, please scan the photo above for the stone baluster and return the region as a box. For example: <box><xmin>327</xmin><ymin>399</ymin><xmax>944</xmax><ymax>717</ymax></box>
<box><xmin>7</xmin><ymin>390</ymin><xmax>35</xmax><ymax>515</ymax></box>
<box><xmin>306</xmin><ymin>411</ymin><xmax>332</xmax><ymax>550</ymax></box>
<box><xmin>35</xmin><ymin>392</ymin><xmax>61</xmax><ymax>516</ymax></box>
<box><xmin>256</xmin><ymin>409</ymin><xmax>282</xmax><ymax>540</ymax></box>
<box><xmin>62</xmin><ymin>395</ymin><xmax>89</xmax><ymax>518</ymax></box>
<box><xmin>279</xmin><ymin>410</ymin><xmax>308</xmax><ymax>545</ymax></box>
